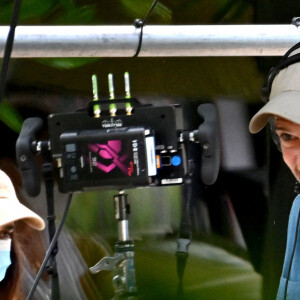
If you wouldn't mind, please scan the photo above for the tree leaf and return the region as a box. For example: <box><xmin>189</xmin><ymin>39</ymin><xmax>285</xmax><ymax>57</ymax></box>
<box><xmin>120</xmin><ymin>0</ymin><xmax>172</xmax><ymax>23</ymax></box>
<box><xmin>36</xmin><ymin>57</ymin><xmax>100</xmax><ymax>69</ymax></box>
<box><xmin>0</xmin><ymin>0</ymin><xmax>57</xmax><ymax>24</ymax></box>
<box><xmin>0</xmin><ymin>102</ymin><xmax>23</xmax><ymax>133</ymax></box>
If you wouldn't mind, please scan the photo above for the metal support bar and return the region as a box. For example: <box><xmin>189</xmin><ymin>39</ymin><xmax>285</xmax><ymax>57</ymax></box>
<box><xmin>0</xmin><ymin>24</ymin><xmax>300</xmax><ymax>57</ymax></box>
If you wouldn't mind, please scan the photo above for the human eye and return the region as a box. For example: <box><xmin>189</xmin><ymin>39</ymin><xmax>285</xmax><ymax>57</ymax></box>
<box><xmin>275</xmin><ymin>130</ymin><xmax>299</xmax><ymax>148</ymax></box>
<box><xmin>279</xmin><ymin>132</ymin><xmax>296</xmax><ymax>142</ymax></box>
<box><xmin>0</xmin><ymin>231</ymin><xmax>11</xmax><ymax>239</ymax></box>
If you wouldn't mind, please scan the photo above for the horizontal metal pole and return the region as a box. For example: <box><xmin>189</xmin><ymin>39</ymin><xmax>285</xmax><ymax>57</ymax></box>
<box><xmin>0</xmin><ymin>25</ymin><xmax>299</xmax><ymax>57</ymax></box>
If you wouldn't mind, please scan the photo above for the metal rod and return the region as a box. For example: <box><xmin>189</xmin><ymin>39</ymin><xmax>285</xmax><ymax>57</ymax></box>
<box><xmin>0</xmin><ymin>24</ymin><xmax>299</xmax><ymax>57</ymax></box>
<box><xmin>118</xmin><ymin>220</ymin><xmax>130</xmax><ymax>242</ymax></box>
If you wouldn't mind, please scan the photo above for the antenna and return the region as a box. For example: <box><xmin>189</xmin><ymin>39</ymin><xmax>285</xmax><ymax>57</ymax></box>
<box><xmin>92</xmin><ymin>74</ymin><xmax>100</xmax><ymax>117</ymax></box>
<box><xmin>124</xmin><ymin>72</ymin><xmax>132</xmax><ymax>115</ymax></box>
<box><xmin>108</xmin><ymin>73</ymin><xmax>117</xmax><ymax>116</ymax></box>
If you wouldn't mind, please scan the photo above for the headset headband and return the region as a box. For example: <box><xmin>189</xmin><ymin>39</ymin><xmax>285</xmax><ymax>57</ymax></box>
<box><xmin>261</xmin><ymin>41</ymin><xmax>300</xmax><ymax>103</ymax></box>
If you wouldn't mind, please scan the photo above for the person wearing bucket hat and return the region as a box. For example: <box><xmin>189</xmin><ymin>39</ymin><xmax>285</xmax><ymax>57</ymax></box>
<box><xmin>250</xmin><ymin>41</ymin><xmax>300</xmax><ymax>300</ymax></box>
<box><xmin>0</xmin><ymin>169</ymin><xmax>45</xmax><ymax>299</ymax></box>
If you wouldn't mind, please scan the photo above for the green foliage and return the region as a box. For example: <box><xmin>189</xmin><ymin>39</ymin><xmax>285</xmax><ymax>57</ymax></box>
<box><xmin>212</xmin><ymin>0</ymin><xmax>252</xmax><ymax>23</ymax></box>
<box><xmin>36</xmin><ymin>57</ymin><xmax>100</xmax><ymax>69</ymax></box>
<box><xmin>0</xmin><ymin>0</ymin><xmax>57</xmax><ymax>24</ymax></box>
<box><xmin>120</xmin><ymin>0</ymin><xmax>172</xmax><ymax>23</ymax></box>
<box><xmin>46</xmin><ymin>0</ymin><xmax>98</xmax><ymax>25</ymax></box>
<box><xmin>0</xmin><ymin>102</ymin><xmax>23</xmax><ymax>133</ymax></box>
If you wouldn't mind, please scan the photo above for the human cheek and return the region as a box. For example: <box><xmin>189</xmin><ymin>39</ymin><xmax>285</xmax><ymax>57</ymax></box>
<box><xmin>282</xmin><ymin>148</ymin><xmax>297</xmax><ymax>173</ymax></box>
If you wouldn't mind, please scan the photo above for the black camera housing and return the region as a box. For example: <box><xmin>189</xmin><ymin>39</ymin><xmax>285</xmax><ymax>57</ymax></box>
<box><xmin>47</xmin><ymin>98</ymin><xmax>186</xmax><ymax>192</ymax></box>
<box><xmin>16</xmin><ymin>97</ymin><xmax>220</xmax><ymax>197</ymax></box>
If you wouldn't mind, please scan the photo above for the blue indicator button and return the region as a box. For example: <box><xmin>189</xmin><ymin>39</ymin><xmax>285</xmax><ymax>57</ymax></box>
<box><xmin>171</xmin><ymin>155</ymin><xmax>181</xmax><ymax>166</ymax></box>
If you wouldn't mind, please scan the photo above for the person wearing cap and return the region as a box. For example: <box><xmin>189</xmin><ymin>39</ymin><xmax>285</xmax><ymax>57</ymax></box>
<box><xmin>0</xmin><ymin>169</ymin><xmax>45</xmax><ymax>299</ymax></box>
<box><xmin>249</xmin><ymin>42</ymin><xmax>300</xmax><ymax>300</ymax></box>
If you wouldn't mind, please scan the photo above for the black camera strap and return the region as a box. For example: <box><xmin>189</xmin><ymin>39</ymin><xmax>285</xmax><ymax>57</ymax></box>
<box><xmin>40</xmin><ymin>142</ymin><xmax>60</xmax><ymax>300</ymax></box>
<box><xmin>176</xmin><ymin>181</ymin><xmax>192</xmax><ymax>299</ymax></box>
<box><xmin>26</xmin><ymin>192</ymin><xmax>72</xmax><ymax>300</ymax></box>
<box><xmin>176</xmin><ymin>132</ymin><xmax>194</xmax><ymax>299</ymax></box>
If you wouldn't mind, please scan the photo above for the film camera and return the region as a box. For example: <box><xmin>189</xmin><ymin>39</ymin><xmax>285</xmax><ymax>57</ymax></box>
<box><xmin>16</xmin><ymin>73</ymin><xmax>220</xmax><ymax>197</ymax></box>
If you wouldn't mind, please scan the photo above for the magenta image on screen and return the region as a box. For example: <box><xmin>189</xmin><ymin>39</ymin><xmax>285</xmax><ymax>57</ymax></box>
<box><xmin>88</xmin><ymin>140</ymin><xmax>130</xmax><ymax>175</ymax></box>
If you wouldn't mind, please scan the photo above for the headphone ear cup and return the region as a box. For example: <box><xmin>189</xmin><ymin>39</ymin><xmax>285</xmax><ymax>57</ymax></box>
<box><xmin>271</xmin><ymin>128</ymin><xmax>281</xmax><ymax>152</ymax></box>
<box><xmin>261</xmin><ymin>42</ymin><xmax>300</xmax><ymax>104</ymax></box>
<box><xmin>261</xmin><ymin>66</ymin><xmax>278</xmax><ymax>103</ymax></box>
<box><xmin>269</xmin><ymin>118</ymin><xmax>281</xmax><ymax>152</ymax></box>
<box><xmin>261</xmin><ymin>84</ymin><xmax>270</xmax><ymax>103</ymax></box>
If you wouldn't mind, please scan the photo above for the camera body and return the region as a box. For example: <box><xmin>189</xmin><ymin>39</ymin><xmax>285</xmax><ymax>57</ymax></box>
<box><xmin>16</xmin><ymin>94</ymin><xmax>220</xmax><ymax>197</ymax></box>
<box><xmin>47</xmin><ymin>98</ymin><xmax>186</xmax><ymax>192</ymax></box>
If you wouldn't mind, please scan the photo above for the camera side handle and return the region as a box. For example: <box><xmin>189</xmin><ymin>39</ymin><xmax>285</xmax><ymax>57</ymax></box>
<box><xmin>194</xmin><ymin>103</ymin><xmax>221</xmax><ymax>185</ymax></box>
<box><xmin>16</xmin><ymin>117</ymin><xmax>43</xmax><ymax>197</ymax></box>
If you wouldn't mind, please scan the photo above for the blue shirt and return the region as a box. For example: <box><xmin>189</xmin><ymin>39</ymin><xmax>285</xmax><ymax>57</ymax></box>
<box><xmin>277</xmin><ymin>195</ymin><xmax>300</xmax><ymax>300</ymax></box>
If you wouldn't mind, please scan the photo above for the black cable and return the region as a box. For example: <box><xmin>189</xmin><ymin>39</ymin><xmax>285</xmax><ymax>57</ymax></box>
<box><xmin>133</xmin><ymin>0</ymin><xmax>158</xmax><ymax>57</ymax></box>
<box><xmin>26</xmin><ymin>192</ymin><xmax>73</xmax><ymax>300</ymax></box>
<box><xmin>0</xmin><ymin>0</ymin><xmax>22</xmax><ymax>104</ymax></box>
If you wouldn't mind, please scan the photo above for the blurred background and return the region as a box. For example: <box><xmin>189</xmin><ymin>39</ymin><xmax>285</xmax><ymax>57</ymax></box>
<box><xmin>0</xmin><ymin>0</ymin><xmax>299</xmax><ymax>299</ymax></box>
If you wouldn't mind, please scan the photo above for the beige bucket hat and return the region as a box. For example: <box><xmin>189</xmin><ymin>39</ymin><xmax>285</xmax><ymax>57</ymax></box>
<box><xmin>249</xmin><ymin>51</ymin><xmax>300</xmax><ymax>134</ymax></box>
<box><xmin>0</xmin><ymin>170</ymin><xmax>45</xmax><ymax>230</ymax></box>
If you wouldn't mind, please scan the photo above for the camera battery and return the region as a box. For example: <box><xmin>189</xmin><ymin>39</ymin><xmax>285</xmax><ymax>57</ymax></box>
<box><xmin>58</xmin><ymin>127</ymin><xmax>156</xmax><ymax>192</ymax></box>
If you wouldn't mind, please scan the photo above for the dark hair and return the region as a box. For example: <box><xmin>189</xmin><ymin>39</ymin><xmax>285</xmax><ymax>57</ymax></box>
<box><xmin>0</xmin><ymin>222</ymin><xmax>48</xmax><ymax>300</ymax></box>
<box><xmin>0</xmin><ymin>235</ymin><xmax>23</xmax><ymax>299</ymax></box>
